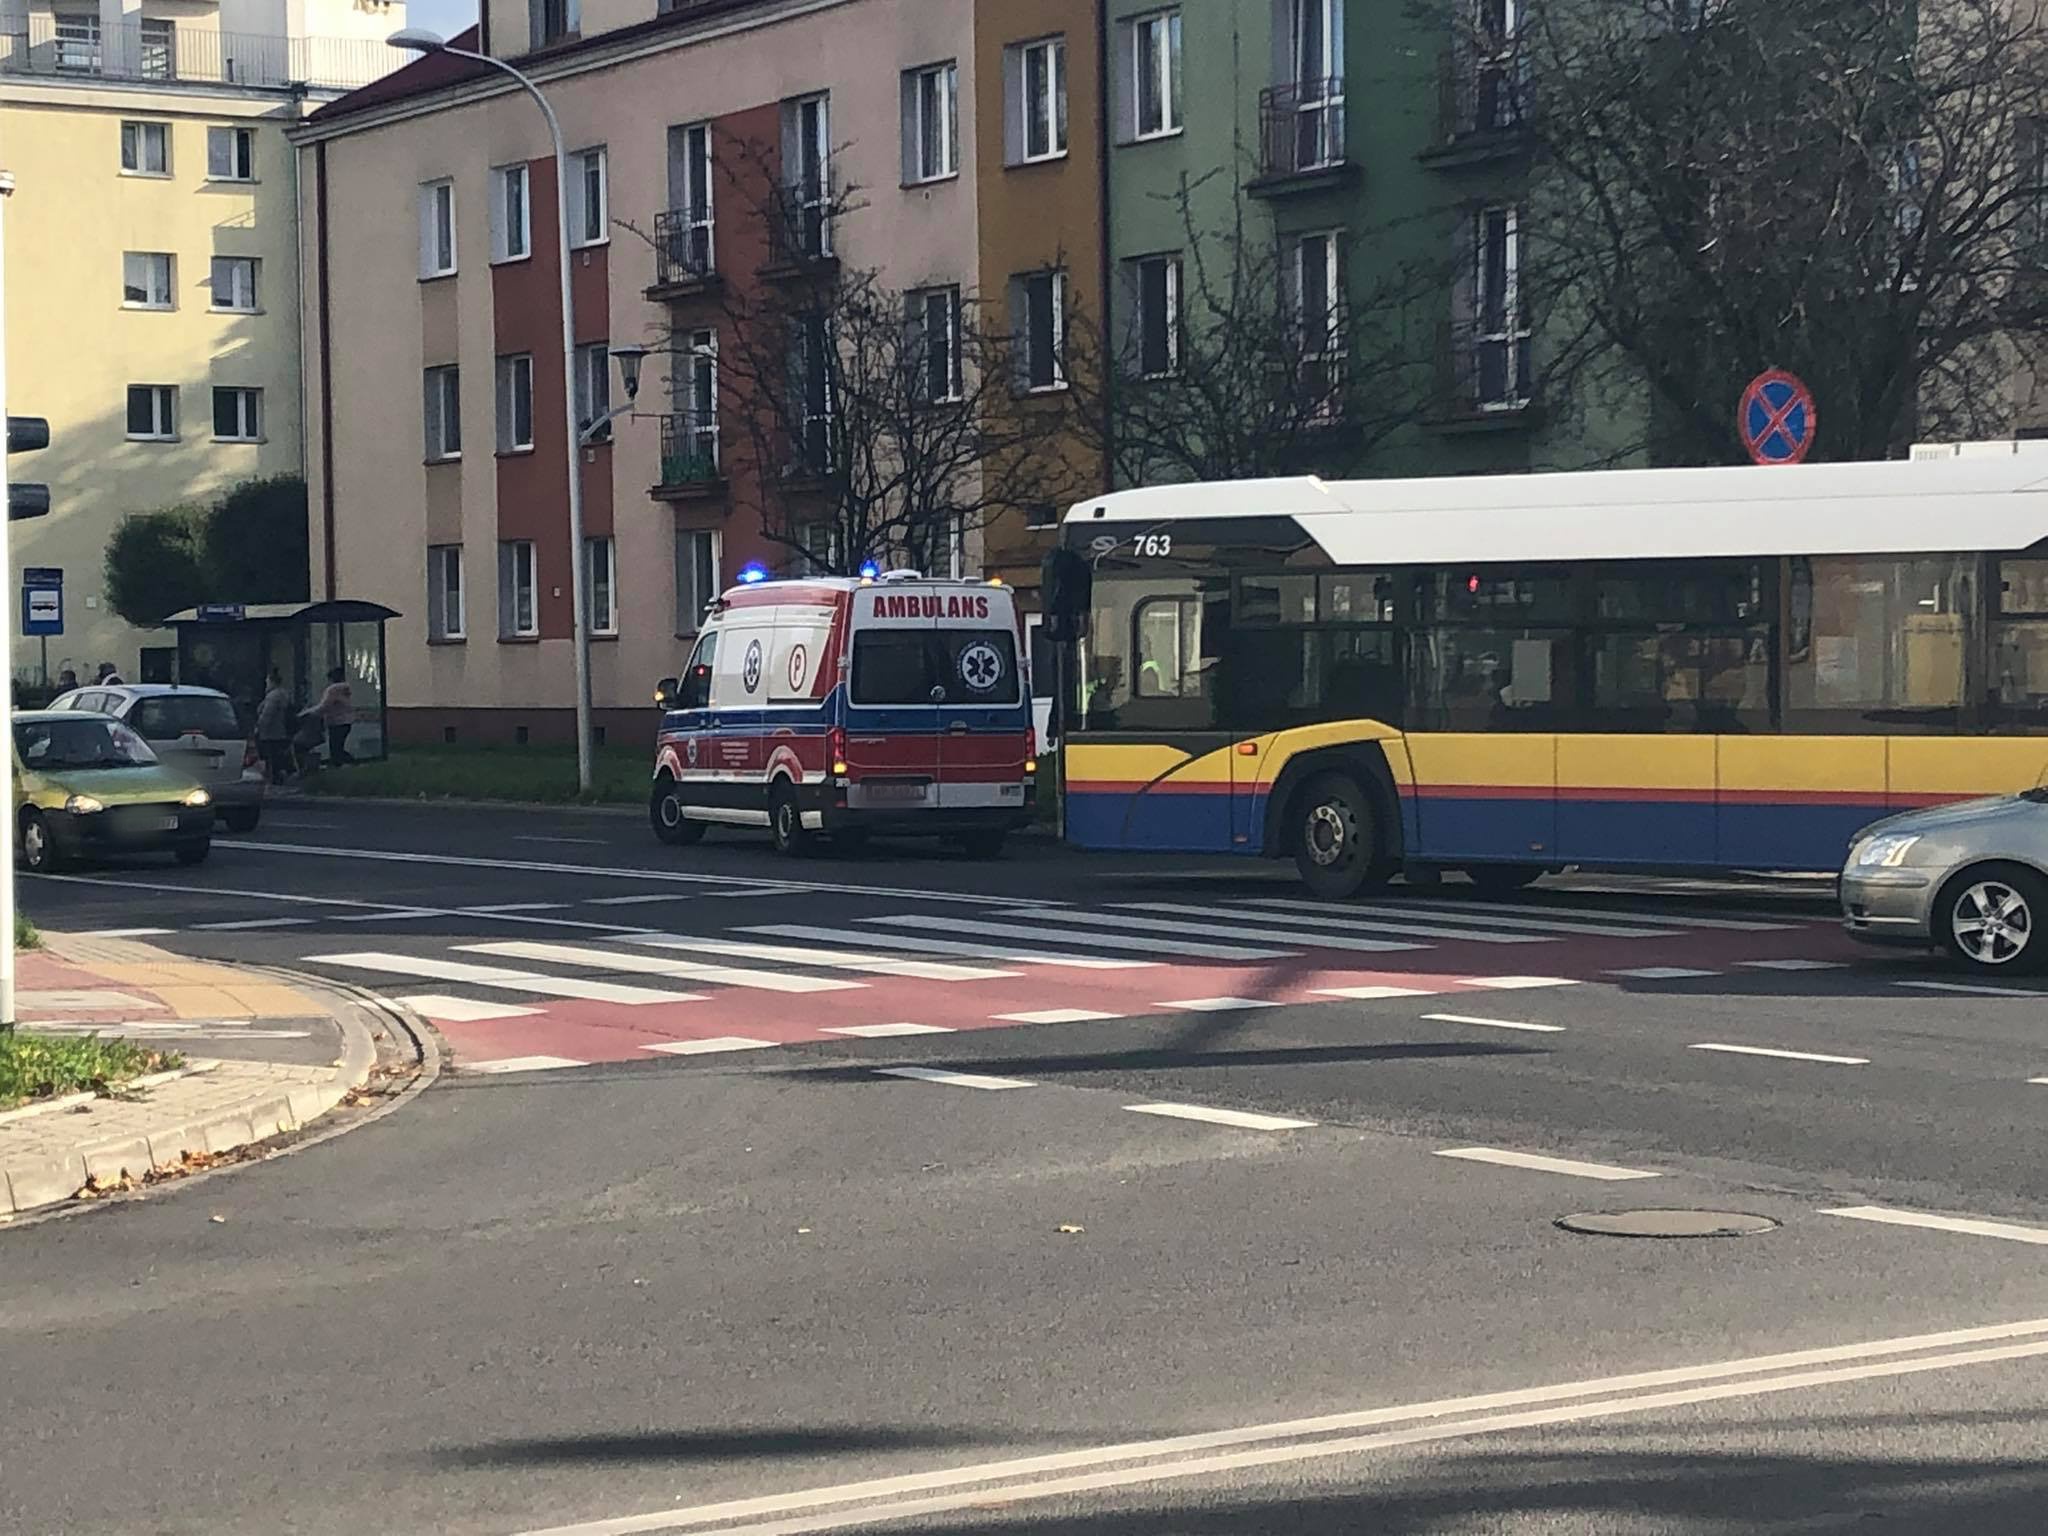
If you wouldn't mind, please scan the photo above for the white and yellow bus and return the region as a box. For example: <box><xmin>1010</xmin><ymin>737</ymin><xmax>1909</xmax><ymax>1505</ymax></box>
<box><xmin>1055</xmin><ymin>456</ymin><xmax>2048</xmax><ymax>897</ymax></box>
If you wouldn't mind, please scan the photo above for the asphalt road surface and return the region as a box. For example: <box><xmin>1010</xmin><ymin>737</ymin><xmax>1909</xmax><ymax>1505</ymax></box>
<box><xmin>4</xmin><ymin>800</ymin><xmax>2046</xmax><ymax>1536</ymax></box>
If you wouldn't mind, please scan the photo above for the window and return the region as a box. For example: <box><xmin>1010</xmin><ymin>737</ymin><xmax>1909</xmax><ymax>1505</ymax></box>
<box><xmin>496</xmin><ymin>354</ymin><xmax>535</xmax><ymax>453</ymax></box>
<box><xmin>423</xmin><ymin>365</ymin><xmax>461</xmax><ymax>460</ymax></box>
<box><xmin>529</xmin><ymin>0</ymin><xmax>578</xmax><ymax>49</ymax></box>
<box><xmin>668</xmin><ymin>328</ymin><xmax>720</xmax><ymax>476</ymax></box>
<box><xmin>575</xmin><ymin>342</ymin><xmax>612</xmax><ymax>443</ymax></box>
<box><xmin>903</xmin><ymin>62</ymin><xmax>960</xmax><ymax>183</ymax></box>
<box><xmin>54</xmin><ymin>11</ymin><xmax>100</xmax><ymax>72</ymax></box>
<box><xmin>1014</xmin><ymin>269</ymin><xmax>1066</xmax><ymax>391</ymax></box>
<box><xmin>675</xmin><ymin>527</ymin><xmax>720</xmax><ymax>635</ymax></box>
<box><xmin>569</xmin><ymin>146</ymin><xmax>608</xmax><ymax>246</ymax></box>
<box><xmin>419</xmin><ymin>179</ymin><xmax>455</xmax><ymax>277</ymax></box>
<box><xmin>120</xmin><ymin>121</ymin><xmax>169</xmax><ymax>175</ymax></box>
<box><xmin>1289</xmin><ymin>232</ymin><xmax>1346</xmax><ymax>417</ymax></box>
<box><xmin>139</xmin><ymin>17</ymin><xmax>173</xmax><ymax>78</ymax></box>
<box><xmin>585</xmin><ymin>536</ymin><xmax>618</xmax><ymax>636</ymax></box>
<box><xmin>1474</xmin><ymin>206</ymin><xmax>1531</xmax><ymax>409</ymax></box>
<box><xmin>121</xmin><ymin>252</ymin><xmax>174</xmax><ymax>310</ymax></box>
<box><xmin>1129</xmin><ymin>10</ymin><xmax>1183</xmax><ymax>140</ymax></box>
<box><xmin>789</xmin><ymin>314</ymin><xmax>834</xmax><ymax>475</ymax></box>
<box><xmin>783</xmin><ymin>93</ymin><xmax>833</xmax><ymax>260</ymax></box>
<box><xmin>428</xmin><ymin>545</ymin><xmax>465</xmax><ymax>642</ymax></box>
<box><xmin>491</xmin><ymin>164</ymin><xmax>531</xmax><ymax>262</ymax></box>
<box><xmin>1994</xmin><ymin>557</ymin><xmax>2048</xmax><ymax>725</ymax></box>
<box><xmin>212</xmin><ymin>387</ymin><xmax>262</xmax><ymax>442</ymax></box>
<box><xmin>210</xmin><ymin>256</ymin><xmax>258</xmax><ymax>312</ymax></box>
<box><xmin>206</xmin><ymin>126</ymin><xmax>255</xmax><ymax>181</ymax></box>
<box><xmin>666</xmin><ymin>123</ymin><xmax>715</xmax><ymax>277</ymax></box>
<box><xmin>910</xmin><ymin>285</ymin><xmax>963</xmax><ymax>403</ymax></box>
<box><xmin>1008</xmin><ymin>36</ymin><xmax>1069</xmax><ymax>164</ymax></box>
<box><xmin>677</xmin><ymin>631</ymin><xmax>718</xmax><ymax>709</ymax></box>
<box><xmin>125</xmin><ymin>384</ymin><xmax>176</xmax><ymax>441</ymax></box>
<box><xmin>499</xmin><ymin>540</ymin><xmax>538</xmax><ymax>638</ymax></box>
<box><xmin>1283</xmin><ymin>0</ymin><xmax>1344</xmax><ymax>169</ymax></box>
<box><xmin>2023</xmin><ymin>120</ymin><xmax>2048</xmax><ymax>262</ymax></box>
<box><xmin>1785</xmin><ymin>557</ymin><xmax>1975</xmax><ymax>731</ymax></box>
<box><xmin>133</xmin><ymin>695</ymin><xmax>241</xmax><ymax>740</ymax></box>
<box><xmin>1473</xmin><ymin>0</ymin><xmax>1525</xmax><ymax>132</ymax></box>
<box><xmin>1127</xmin><ymin>254</ymin><xmax>1181</xmax><ymax>377</ymax></box>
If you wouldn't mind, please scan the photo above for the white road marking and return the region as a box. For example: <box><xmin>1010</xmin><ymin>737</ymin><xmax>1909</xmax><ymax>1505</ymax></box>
<box><xmin>623</xmin><ymin>934</ymin><xmax>1017</xmax><ymax>982</ymax></box>
<box><xmin>194</xmin><ymin>917</ymin><xmax>318</xmax><ymax>931</ymax></box>
<box><xmin>1739</xmin><ymin>958</ymin><xmax>1847</xmax><ymax>971</ymax></box>
<box><xmin>1160</xmin><ymin>997</ymin><xmax>1285</xmax><ymax>1013</ymax></box>
<box><xmin>745</xmin><ymin>923</ymin><xmax>1156</xmax><ymax>970</ymax></box>
<box><xmin>1124</xmin><ymin>1103</ymin><xmax>1317</xmax><ymax>1131</ymax></box>
<box><xmin>464</xmin><ymin>1055</ymin><xmax>587</xmax><ymax>1074</ymax></box>
<box><xmin>823</xmin><ymin>1023</ymin><xmax>955</xmax><ymax>1039</ymax></box>
<box><xmin>2030</xmin><ymin>1077</ymin><xmax>2048</xmax><ymax>1086</ymax></box>
<box><xmin>993</xmin><ymin>1008</ymin><xmax>1124</xmax><ymax>1025</ymax></box>
<box><xmin>1608</xmin><ymin>966</ymin><xmax>1722</xmax><ymax>980</ymax></box>
<box><xmin>1690</xmin><ymin>1042</ymin><xmax>1869</xmax><ymax>1065</ymax></box>
<box><xmin>466</xmin><ymin>902</ymin><xmax>570</xmax><ymax>913</ymax></box>
<box><xmin>1421</xmin><ymin>1013</ymin><xmax>1565</xmax><ymax>1034</ymax></box>
<box><xmin>877</xmin><ymin>1066</ymin><xmax>1032</xmax><ymax>1090</ymax></box>
<box><xmin>396</xmin><ymin>994</ymin><xmax>545</xmax><ymax>1023</ymax></box>
<box><xmin>75</xmin><ymin>927</ymin><xmax>172</xmax><ymax>938</ymax></box>
<box><xmin>1314</xmin><ymin>985</ymin><xmax>1440</xmax><ymax>1000</ymax></box>
<box><xmin>307</xmin><ymin>951</ymin><xmax>702</xmax><ymax>1006</ymax></box>
<box><xmin>515</xmin><ymin>836</ymin><xmax>609</xmax><ymax>846</ymax></box>
<box><xmin>17</xmin><ymin>989</ymin><xmax>162</xmax><ymax>1011</ymax></box>
<box><xmin>1256</xmin><ymin>897</ymin><xmax>1680</xmax><ymax>940</ymax></box>
<box><xmin>644</xmin><ymin>1037</ymin><xmax>779</xmax><ymax>1056</ymax></box>
<box><xmin>1823</xmin><ymin>1205</ymin><xmax>2048</xmax><ymax>1246</ymax></box>
<box><xmin>586</xmin><ymin>893</ymin><xmax>697</xmax><ymax>906</ymax></box>
<box><xmin>33</xmin><ymin>873</ymin><xmax>663</xmax><ymax>934</ymax></box>
<box><xmin>333</xmin><ymin>908</ymin><xmax>443</xmax><ymax>923</ymax></box>
<box><xmin>458</xmin><ymin>940</ymin><xmax>863</xmax><ymax>995</ymax></box>
<box><xmin>509</xmin><ymin>1322</ymin><xmax>2048</xmax><ymax>1536</ymax></box>
<box><xmin>1416</xmin><ymin>896</ymin><xmax>1796</xmax><ymax>932</ymax></box>
<box><xmin>1436</xmin><ymin>1147</ymin><xmax>1659</xmax><ymax>1181</ymax></box>
<box><xmin>1463</xmin><ymin>976</ymin><xmax>1581</xmax><ymax>991</ymax></box>
<box><xmin>1122</xmin><ymin>901</ymin><xmax>1547</xmax><ymax>946</ymax></box>
<box><xmin>866</xmin><ymin>914</ymin><xmax>1293</xmax><ymax>962</ymax></box>
<box><xmin>1897</xmin><ymin>980</ymin><xmax>2044</xmax><ymax>998</ymax></box>
<box><xmin>1004</xmin><ymin>907</ymin><xmax>1422</xmax><ymax>955</ymax></box>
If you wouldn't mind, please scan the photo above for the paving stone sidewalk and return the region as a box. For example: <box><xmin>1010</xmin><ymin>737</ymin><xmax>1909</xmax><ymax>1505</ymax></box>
<box><xmin>1</xmin><ymin>935</ymin><xmax>375</xmax><ymax>1217</ymax></box>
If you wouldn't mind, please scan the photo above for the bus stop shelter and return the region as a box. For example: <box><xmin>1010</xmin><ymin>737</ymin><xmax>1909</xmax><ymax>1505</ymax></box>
<box><xmin>159</xmin><ymin>600</ymin><xmax>397</xmax><ymax>760</ymax></box>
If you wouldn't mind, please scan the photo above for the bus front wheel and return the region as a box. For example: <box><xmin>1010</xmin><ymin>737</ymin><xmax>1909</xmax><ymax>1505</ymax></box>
<box><xmin>1293</xmin><ymin>772</ymin><xmax>1375</xmax><ymax>900</ymax></box>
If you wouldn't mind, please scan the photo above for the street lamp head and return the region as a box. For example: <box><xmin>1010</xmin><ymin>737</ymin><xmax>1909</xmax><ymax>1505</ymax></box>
<box><xmin>610</xmin><ymin>343</ymin><xmax>650</xmax><ymax>401</ymax></box>
<box><xmin>386</xmin><ymin>27</ymin><xmax>448</xmax><ymax>53</ymax></box>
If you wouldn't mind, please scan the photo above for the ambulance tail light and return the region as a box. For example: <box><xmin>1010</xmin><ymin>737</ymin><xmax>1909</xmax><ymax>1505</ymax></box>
<box><xmin>829</xmin><ymin>726</ymin><xmax>849</xmax><ymax>779</ymax></box>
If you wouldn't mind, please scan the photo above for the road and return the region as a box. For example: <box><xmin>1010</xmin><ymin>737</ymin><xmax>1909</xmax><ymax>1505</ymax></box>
<box><xmin>3</xmin><ymin>800</ymin><xmax>2046</xmax><ymax>1535</ymax></box>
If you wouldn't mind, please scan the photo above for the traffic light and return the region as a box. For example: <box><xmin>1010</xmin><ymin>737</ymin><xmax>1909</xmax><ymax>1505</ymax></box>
<box><xmin>8</xmin><ymin>414</ymin><xmax>49</xmax><ymax>521</ymax></box>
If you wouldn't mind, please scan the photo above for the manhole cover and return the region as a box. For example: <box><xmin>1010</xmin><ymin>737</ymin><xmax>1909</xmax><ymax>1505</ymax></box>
<box><xmin>1556</xmin><ymin>1209</ymin><xmax>1780</xmax><ymax>1239</ymax></box>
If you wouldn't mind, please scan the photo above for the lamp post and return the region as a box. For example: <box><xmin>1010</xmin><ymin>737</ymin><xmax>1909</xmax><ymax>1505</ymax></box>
<box><xmin>389</xmin><ymin>28</ymin><xmax>636</xmax><ymax>793</ymax></box>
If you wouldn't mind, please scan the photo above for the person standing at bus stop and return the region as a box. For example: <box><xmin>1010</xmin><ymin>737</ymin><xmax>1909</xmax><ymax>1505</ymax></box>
<box><xmin>315</xmin><ymin>666</ymin><xmax>355</xmax><ymax>766</ymax></box>
<box><xmin>255</xmin><ymin>669</ymin><xmax>294</xmax><ymax>783</ymax></box>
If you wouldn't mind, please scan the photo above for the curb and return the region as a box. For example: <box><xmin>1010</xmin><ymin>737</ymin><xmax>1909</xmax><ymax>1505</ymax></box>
<box><xmin>286</xmin><ymin>790</ymin><xmax>644</xmax><ymax>816</ymax></box>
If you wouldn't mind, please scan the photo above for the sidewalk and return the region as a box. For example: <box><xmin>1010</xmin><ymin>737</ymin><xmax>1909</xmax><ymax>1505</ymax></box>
<box><xmin>1</xmin><ymin>934</ymin><xmax>380</xmax><ymax>1217</ymax></box>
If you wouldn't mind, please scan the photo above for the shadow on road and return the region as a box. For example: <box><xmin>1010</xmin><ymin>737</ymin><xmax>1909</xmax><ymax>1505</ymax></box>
<box><xmin>425</xmin><ymin>1424</ymin><xmax>992</xmax><ymax>1470</ymax></box>
<box><xmin>771</xmin><ymin>1039</ymin><xmax>1545</xmax><ymax>1084</ymax></box>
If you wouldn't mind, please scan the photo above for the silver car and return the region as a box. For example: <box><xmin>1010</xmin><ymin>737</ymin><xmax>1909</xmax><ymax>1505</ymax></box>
<box><xmin>1840</xmin><ymin>788</ymin><xmax>2048</xmax><ymax>975</ymax></box>
<box><xmin>49</xmin><ymin>683</ymin><xmax>266</xmax><ymax>833</ymax></box>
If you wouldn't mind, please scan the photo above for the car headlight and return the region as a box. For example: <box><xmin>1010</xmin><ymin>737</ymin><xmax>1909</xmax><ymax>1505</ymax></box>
<box><xmin>64</xmin><ymin>793</ymin><xmax>105</xmax><ymax>815</ymax></box>
<box><xmin>1854</xmin><ymin>833</ymin><xmax>1921</xmax><ymax>868</ymax></box>
<box><xmin>182</xmin><ymin>788</ymin><xmax>212</xmax><ymax>808</ymax></box>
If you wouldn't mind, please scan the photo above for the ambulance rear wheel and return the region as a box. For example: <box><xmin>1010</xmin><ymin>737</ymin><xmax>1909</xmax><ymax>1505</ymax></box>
<box><xmin>650</xmin><ymin>774</ymin><xmax>705</xmax><ymax>846</ymax></box>
<box><xmin>769</xmin><ymin>783</ymin><xmax>813</xmax><ymax>856</ymax></box>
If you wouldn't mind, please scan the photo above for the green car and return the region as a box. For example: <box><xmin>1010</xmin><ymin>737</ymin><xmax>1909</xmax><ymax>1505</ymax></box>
<box><xmin>13</xmin><ymin>710</ymin><xmax>214</xmax><ymax>872</ymax></box>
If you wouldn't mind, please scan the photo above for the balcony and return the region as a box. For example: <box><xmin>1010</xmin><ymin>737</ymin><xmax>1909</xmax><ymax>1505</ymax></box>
<box><xmin>1428</xmin><ymin>320</ymin><xmax>1539</xmax><ymax>431</ymax></box>
<box><xmin>652</xmin><ymin>413</ymin><xmax>725</xmax><ymax>501</ymax></box>
<box><xmin>0</xmin><ymin>17</ymin><xmax>392</xmax><ymax>91</ymax></box>
<box><xmin>1420</xmin><ymin>47</ymin><xmax>1534</xmax><ymax>169</ymax></box>
<box><xmin>1249</xmin><ymin>78</ymin><xmax>1356</xmax><ymax>198</ymax></box>
<box><xmin>761</xmin><ymin>182</ymin><xmax>838</xmax><ymax>281</ymax></box>
<box><xmin>645</xmin><ymin>206</ymin><xmax>719</xmax><ymax>301</ymax></box>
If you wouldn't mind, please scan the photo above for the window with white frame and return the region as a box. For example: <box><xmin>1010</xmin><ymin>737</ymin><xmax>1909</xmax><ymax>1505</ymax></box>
<box><xmin>575</xmin><ymin>341</ymin><xmax>612</xmax><ymax>443</ymax></box>
<box><xmin>1128</xmin><ymin>10</ymin><xmax>1183</xmax><ymax>140</ymax></box>
<box><xmin>428</xmin><ymin>545</ymin><xmax>465</xmax><ymax>641</ymax></box>
<box><xmin>667</xmin><ymin>123</ymin><xmax>716</xmax><ymax>277</ymax></box>
<box><xmin>1290</xmin><ymin>231</ymin><xmax>1344</xmax><ymax>354</ymax></box>
<box><xmin>1013</xmin><ymin>269</ymin><xmax>1066</xmax><ymax>391</ymax></box>
<box><xmin>1473</xmin><ymin>205</ymin><xmax>1531</xmax><ymax>409</ymax></box>
<box><xmin>584</xmin><ymin>536</ymin><xmax>618</xmax><ymax>635</ymax></box>
<box><xmin>419</xmin><ymin>179</ymin><xmax>455</xmax><ymax>277</ymax></box>
<box><xmin>120</xmin><ymin>121</ymin><xmax>169</xmax><ymax>175</ymax></box>
<box><xmin>212</xmin><ymin>387</ymin><xmax>262</xmax><ymax>442</ymax></box>
<box><xmin>1128</xmin><ymin>253</ymin><xmax>1181</xmax><ymax>377</ymax></box>
<box><xmin>126</xmin><ymin>385</ymin><xmax>176</xmax><ymax>441</ymax></box>
<box><xmin>491</xmin><ymin>164</ymin><xmax>531</xmax><ymax>262</ymax></box>
<box><xmin>122</xmin><ymin>252</ymin><xmax>173</xmax><ymax>310</ymax></box>
<box><xmin>910</xmin><ymin>285</ymin><xmax>963</xmax><ymax>403</ymax></box>
<box><xmin>206</xmin><ymin>125</ymin><xmax>255</xmax><ymax>181</ymax></box>
<box><xmin>676</xmin><ymin>327</ymin><xmax>719</xmax><ymax>467</ymax></box>
<box><xmin>496</xmin><ymin>354</ymin><xmax>535</xmax><ymax>453</ymax></box>
<box><xmin>529</xmin><ymin>0</ymin><xmax>578</xmax><ymax>49</ymax></box>
<box><xmin>55</xmin><ymin>11</ymin><xmax>100</xmax><ymax>72</ymax></box>
<box><xmin>569</xmin><ymin>146</ymin><xmax>608</xmax><ymax>247</ymax></box>
<box><xmin>1472</xmin><ymin>0</ymin><xmax>1526</xmax><ymax>132</ymax></box>
<box><xmin>675</xmin><ymin>527</ymin><xmax>720</xmax><ymax>635</ymax></box>
<box><xmin>423</xmin><ymin>365</ymin><xmax>461</xmax><ymax>460</ymax></box>
<box><xmin>791</xmin><ymin>312</ymin><xmax>834</xmax><ymax>473</ymax></box>
<box><xmin>1285</xmin><ymin>0</ymin><xmax>1344</xmax><ymax>169</ymax></box>
<box><xmin>902</xmin><ymin>61</ymin><xmax>959</xmax><ymax>183</ymax></box>
<box><xmin>783</xmin><ymin>93</ymin><xmax>833</xmax><ymax>259</ymax></box>
<box><xmin>138</xmin><ymin>17</ymin><xmax>173</xmax><ymax>78</ymax></box>
<box><xmin>499</xmin><ymin>540</ymin><xmax>538</xmax><ymax>638</ymax></box>
<box><xmin>1008</xmin><ymin>36</ymin><xmax>1069</xmax><ymax>163</ymax></box>
<box><xmin>210</xmin><ymin>256</ymin><xmax>258</xmax><ymax>312</ymax></box>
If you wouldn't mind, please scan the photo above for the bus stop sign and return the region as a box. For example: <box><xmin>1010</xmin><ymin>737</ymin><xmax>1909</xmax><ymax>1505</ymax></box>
<box><xmin>1739</xmin><ymin>369</ymin><xmax>1818</xmax><ymax>465</ymax></box>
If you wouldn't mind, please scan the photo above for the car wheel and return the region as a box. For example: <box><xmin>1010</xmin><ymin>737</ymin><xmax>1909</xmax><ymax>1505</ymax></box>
<box><xmin>768</xmin><ymin>782</ymin><xmax>812</xmax><ymax>857</ymax></box>
<box><xmin>1293</xmin><ymin>772</ymin><xmax>1375</xmax><ymax>900</ymax></box>
<box><xmin>1937</xmin><ymin>863</ymin><xmax>2046</xmax><ymax>976</ymax></box>
<box><xmin>19</xmin><ymin>811</ymin><xmax>61</xmax><ymax>873</ymax></box>
<box><xmin>650</xmin><ymin>774</ymin><xmax>705</xmax><ymax>847</ymax></box>
<box><xmin>222</xmin><ymin>807</ymin><xmax>261</xmax><ymax>834</ymax></box>
<box><xmin>959</xmin><ymin>831</ymin><xmax>1006</xmax><ymax>860</ymax></box>
<box><xmin>1467</xmin><ymin>863</ymin><xmax>1543</xmax><ymax>893</ymax></box>
<box><xmin>174</xmin><ymin>839</ymin><xmax>212</xmax><ymax>867</ymax></box>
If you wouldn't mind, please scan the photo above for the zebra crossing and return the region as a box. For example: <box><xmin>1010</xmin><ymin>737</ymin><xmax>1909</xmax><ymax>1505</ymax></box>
<box><xmin>284</xmin><ymin>892</ymin><xmax>1845</xmax><ymax>1074</ymax></box>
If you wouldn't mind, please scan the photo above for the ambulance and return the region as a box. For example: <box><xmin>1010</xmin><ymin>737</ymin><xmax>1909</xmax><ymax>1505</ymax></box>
<box><xmin>650</xmin><ymin>572</ymin><xmax>1037</xmax><ymax>856</ymax></box>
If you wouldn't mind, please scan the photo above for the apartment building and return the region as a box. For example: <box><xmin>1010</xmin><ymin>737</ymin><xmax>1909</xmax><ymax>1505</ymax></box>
<box><xmin>0</xmin><ymin>0</ymin><xmax>400</xmax><ymax>680</ymax></box>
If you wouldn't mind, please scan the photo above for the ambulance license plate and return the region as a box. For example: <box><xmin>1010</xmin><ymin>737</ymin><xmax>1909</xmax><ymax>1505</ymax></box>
<box><xmin>866</xmin><ymin>781</ymin><xmax>929</xmax><ymax>802</ymax></box>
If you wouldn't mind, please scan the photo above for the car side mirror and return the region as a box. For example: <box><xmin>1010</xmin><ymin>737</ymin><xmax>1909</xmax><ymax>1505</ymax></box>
<box><xmin>654</xmin><ymin>676</ymin><xmax>679</xmax><ymax>710</ymax></box>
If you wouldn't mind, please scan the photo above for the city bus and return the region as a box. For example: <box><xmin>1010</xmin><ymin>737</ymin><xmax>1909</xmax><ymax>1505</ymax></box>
<box><xmin>1053</xmin><ymin>456</ymin><xmax>2048</xmax><ymax>898</ymax></box>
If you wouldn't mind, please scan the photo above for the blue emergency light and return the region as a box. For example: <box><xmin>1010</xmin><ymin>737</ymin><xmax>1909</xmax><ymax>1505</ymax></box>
<box><xmin>737</xmin><ymin>563</ymin><xmax>769</xmax><ymax>585</ymax></box>
<box><xmin>858</xmin><ymin>560</ymin><xmax>882</xmax><ymax>580</ymax></box>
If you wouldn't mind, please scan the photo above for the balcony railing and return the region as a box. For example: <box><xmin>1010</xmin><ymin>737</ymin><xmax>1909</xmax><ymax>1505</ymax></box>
<box><xmin>650</xmin><ymin>206</ymin><xmax>716</xmax><ymax>292</ymax></box>
<box><xmin>656</xmin><ymin>412</ymin><xmax>723</xmax><ymax>495</ymax></box>
<box><xmin>1432</xmin><ymin>45</ymin><xmax>1532</xmax><ymax>148</ymax></box>
<box><xmin>0</xmin><ymin>17</ymin><xmax>393</xmax><ymax>91</ymax></box>
<box><xmin>1256</xmin><ymin>77</ymin><xmax>1347</xmax><ymax>182</ymax></box>
<box><xmin>764</xmin><ymin>180</ymin><xmax>836</xmax><ymax>273</ymax></box>
<box><xmin>1436</xmin><ymin>320</ymin><xmax>1535</xmax><ymax>420</ymax></box>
